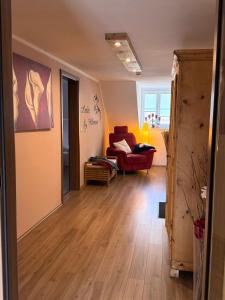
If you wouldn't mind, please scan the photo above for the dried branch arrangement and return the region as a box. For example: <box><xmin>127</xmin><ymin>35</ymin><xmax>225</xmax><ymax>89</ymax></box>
<box><xmin>179</xmin><ymin>147</ymin><xmax>208</xmax><ymax>300</ymax></box>
<box><xmin>180</xmin><ymin>147</ymin><xmax>208</xmax><ymax>239</ymax></box>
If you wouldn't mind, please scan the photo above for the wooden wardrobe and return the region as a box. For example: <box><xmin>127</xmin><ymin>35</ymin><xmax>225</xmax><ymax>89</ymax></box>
<box><xmin>166</xmin><ymin>49</ymin><xmax>213</xmax><ymax>274</ymax></box>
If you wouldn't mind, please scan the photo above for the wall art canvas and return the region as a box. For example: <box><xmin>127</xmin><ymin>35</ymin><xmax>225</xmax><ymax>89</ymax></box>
<box><xmin>13</xmin><ymin>53</ymin><xmax>53</xmax><ymax>132</ymax></box>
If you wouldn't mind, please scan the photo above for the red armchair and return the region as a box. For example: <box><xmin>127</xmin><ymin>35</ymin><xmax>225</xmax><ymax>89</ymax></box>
<box><xmin>106</xmin><ymin>126</ymin><xmax>156</xmax><ymax>172</ymax></box>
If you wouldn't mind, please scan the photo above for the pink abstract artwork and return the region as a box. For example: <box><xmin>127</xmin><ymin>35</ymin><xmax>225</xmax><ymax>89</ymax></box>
<box><xmin>13</xmin><ymin>53</ymin><xmax>53</xmax><ymax>132</ymax></box>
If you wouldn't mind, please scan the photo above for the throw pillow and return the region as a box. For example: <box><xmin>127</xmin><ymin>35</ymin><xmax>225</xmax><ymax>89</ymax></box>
<box><xmin>113</xmin><ymin>139</ymin><xmax>132</xmax><ymax>154</ymax></box>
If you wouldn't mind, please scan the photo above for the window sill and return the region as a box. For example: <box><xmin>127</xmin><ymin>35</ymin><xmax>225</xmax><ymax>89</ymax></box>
<box><xmin>140</xmin><ymin>126</ymin><xmax>169</xmax><ymax>132</ymax></box>
<box><xmin>149</xmin><ymin>127</ymin><xmax>169</xmax><ymax>131</ymax></box>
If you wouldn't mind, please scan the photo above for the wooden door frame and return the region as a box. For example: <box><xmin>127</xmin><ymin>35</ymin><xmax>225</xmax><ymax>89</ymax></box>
<box><xmin>0</xmin><ymin>0</ymin><xmax>18</xmax><ymax>299</ymax></box>
<box><xmin>203</xmin><ymin>0</ymin><xmax>223</xmax><ymax>298</ymax></box>
<box><xmin>60</xmin><ymin>70</ymin><xmax>80</xmax><ymax>202</ymax></box>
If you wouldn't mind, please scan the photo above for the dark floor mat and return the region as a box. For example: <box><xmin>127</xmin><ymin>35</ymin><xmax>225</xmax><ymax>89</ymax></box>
<box><xmin>158</xmin><ymin>202</ymin><xmax>166</xmax><ymax>219</ymax></box>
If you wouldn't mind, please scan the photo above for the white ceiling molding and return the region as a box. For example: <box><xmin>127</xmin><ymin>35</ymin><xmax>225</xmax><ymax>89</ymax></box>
<box><xmin>12</xmin><ymin>34</ymin><xmax>99</xmax><ymax>83</ymax></box>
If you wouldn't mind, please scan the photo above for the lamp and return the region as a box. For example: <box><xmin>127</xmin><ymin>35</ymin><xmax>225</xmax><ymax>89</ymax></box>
<box><xmin>105</xmin><ymin>32</ymin><xmax>142</xmax><ymax>75</ymax></box>
<box><xmin>142</xmin><ymin>117</ymin><xmax>150</xmax><ymax>144</ymax></box>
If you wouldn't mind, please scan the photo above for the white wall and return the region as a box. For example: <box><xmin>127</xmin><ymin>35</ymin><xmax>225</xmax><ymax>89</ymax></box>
<box><xmin>100</xmin><ymin>80</ymin><xmax>141</xmax><ymax>141</ymax></box>
<box><xmin>13</xmin><ymin>38</ymin><xmax>105</xmax><ymax>238</ymax></box>
<box><xmin>149</xmin><ymin>128</ymin><xmax>167</xmax><ymax>166</ymax></box>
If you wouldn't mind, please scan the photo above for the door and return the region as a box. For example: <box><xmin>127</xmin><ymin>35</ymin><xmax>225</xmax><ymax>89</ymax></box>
<box><xmin>62</xmin><ymin>78</ymin><xmax>70</xmax><ymax>194</ymax></box>
<box><xmin>0</xmin><ymin>0</ymin><xmax>18</xmax><ymax>298</ymax></box>
<box><xmin>61</xmin><ymin>71</ymin><xmax>80</xmax><ymax>198</ymax></box>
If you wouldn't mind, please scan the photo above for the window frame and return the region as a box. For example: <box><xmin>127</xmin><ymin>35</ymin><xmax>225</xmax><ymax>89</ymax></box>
<box><xmin>140</xmin><ymin>88</ymin><xmax>171</xmax><ymax>129</ymax></box>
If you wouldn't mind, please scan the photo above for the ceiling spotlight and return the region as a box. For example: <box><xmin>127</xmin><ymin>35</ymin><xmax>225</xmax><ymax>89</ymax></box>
<box><xmin>114</xmin><ymin>41</ymin><xmax>121</xmax><ymax>47</ymax></box>
<box><xmin>105</xmin><ymin>32</ymin><xmax>142</xmax><ymax>74</ymax></box>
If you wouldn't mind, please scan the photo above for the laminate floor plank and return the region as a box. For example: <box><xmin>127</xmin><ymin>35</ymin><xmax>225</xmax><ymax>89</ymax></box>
<box><xmin>18</xmin><ymin>167</ymin><xmax>193</xmax><ymax>300</ymax></box>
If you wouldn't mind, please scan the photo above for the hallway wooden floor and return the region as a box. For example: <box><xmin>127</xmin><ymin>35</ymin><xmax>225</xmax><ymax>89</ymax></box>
<box><xmin>18</xmin><ymin>167</ymin><xmax>193</xmax><ymax>300</ymax></box>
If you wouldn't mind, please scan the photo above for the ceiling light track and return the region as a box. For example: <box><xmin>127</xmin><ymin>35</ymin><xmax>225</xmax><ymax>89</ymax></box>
<box><xmin>105</xmin><ymin>32</ymin><xmax>142</xmax><ymax>75</ymax></box>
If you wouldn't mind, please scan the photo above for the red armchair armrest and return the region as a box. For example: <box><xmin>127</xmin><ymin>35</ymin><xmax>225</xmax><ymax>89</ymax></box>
<box><xmin>107</xmin><ymin>147</ymin><xmax>128</xmax><ymax>171</ymax></box>
<box><xmin>140</xmin><ymin>148</ymin><xmax>157</xmax><ymax>156</ymax></box>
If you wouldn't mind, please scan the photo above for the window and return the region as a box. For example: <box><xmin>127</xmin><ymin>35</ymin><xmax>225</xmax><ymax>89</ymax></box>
<box><xmin>141</xmin><ymin>89</ymin><xmax>171</xmax><ymax>129</ymax></box>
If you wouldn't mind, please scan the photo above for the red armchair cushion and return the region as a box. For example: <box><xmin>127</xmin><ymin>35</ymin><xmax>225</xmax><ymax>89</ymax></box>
<box><xmin>125</xmin><ymin>153</ymin><xmax>147</xmax><ymax>164</ymax></box>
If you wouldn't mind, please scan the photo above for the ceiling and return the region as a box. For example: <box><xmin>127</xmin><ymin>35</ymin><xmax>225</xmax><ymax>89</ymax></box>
<box><xmin>12</xmin><ymin>0</ymin><xmax>216</xmax><ymax>82</ymax></box>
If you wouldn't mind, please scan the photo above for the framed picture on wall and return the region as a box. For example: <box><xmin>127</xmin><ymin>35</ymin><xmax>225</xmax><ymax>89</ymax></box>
<box><xmin>13</xmin><ymin>53</ymin><xmax>54</xmax><ymax>132</ymax></box>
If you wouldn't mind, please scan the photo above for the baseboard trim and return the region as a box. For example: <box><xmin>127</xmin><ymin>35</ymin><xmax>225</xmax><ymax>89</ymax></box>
<box><xmin>17</xmin><ymin>203</ymin><xmax>63</xmax><ymax>242</ymax></box>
